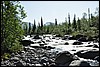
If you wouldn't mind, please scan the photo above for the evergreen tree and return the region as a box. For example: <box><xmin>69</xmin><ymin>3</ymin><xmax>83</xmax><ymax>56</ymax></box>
<box><xmin>88</xmin><ymin>8</ymin><xmax>90</xmax><ymax>26</ymax></box>
<box><xmin>37</xmin><ymin>22</ymin><xmax>41</xmax><ymax>34</ymax></box>
<box><xmin>68</xmin><ymin>13</ymin><xmax>71</xmax><ymax>28</ymax></box>
<box><xmin>41</xmin><ymin>17</ymin><xmax>43</xmax><ymax>34</ymax></box>
<box><xmin>73</xmin><ymin>14</ymin><xmax>77</xmax><ymax>30</ymax></box>
<box><xmin>55</xmin><ymin>18</ymin><xmax>57</xmax><ymax>25</ymax></box>
<box><xmin>41</xmin><ymin>17</ymin><xmax>43</xmax><ymax>28</ymax></box>
<box><xmin>77</xmin><ymin>17</ymin><xmax>81</xmax><ymax>31</ymax></box>
<box><xmin>32</xmin><ymin>19</ymin><xmax>36</xmax><ymax>34</ymax></box>
<box><xmin>28</xmin><ymin>22</ymin><xmax>31</xmax><ymax>35</ymax></box>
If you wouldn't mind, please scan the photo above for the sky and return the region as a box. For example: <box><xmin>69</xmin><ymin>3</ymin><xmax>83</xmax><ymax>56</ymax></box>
<box><xmin>20</xmin><ymin>1</ymin><xmax>99</xmax><ymax>25</ymax></box>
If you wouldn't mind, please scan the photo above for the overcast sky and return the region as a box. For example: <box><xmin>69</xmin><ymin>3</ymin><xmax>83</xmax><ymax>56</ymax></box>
<box><xmin>20</xmin><ymin>1</ymin><xmax>99</xmax><ymax>25</ymax></box>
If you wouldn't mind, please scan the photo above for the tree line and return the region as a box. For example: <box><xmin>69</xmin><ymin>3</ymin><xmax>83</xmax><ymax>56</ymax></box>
<box><xmin>23</xmin><ymin>7</ymin><xmax>99</xmax><ymax>38</ymax></box>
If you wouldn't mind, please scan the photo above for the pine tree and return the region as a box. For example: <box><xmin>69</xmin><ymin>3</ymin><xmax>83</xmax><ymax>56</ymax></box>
<box><xmin>73</xmin><ymin>14</ymin><xmax>77</xmax><ymax>30</ymax></box>
<box><xmin>32</xmin><ymin>19</ymin><xmax>36</xmax><ymax>34</ymax></box>
<box><xmin>41</xmin><ymin>17</ymin><xmax>43</xmax><ymax>28</ymax></box>
<box><xmin>68</xmin><ymin>13</ymin><xmax>71</xmax><ymax>28</ymax></box>
<box><xmin>77</xmin><ymin>17</ymin><xmax>81</xmax><ymax>31</ymax></box>
<box><xmin>29</xmin><ymin>22</ymin><xmax>31</xmax><ymax>35</ymax></box>
<box><xmin>88</xmin><ymin>8</ymin><xmax>90</xmax><ymax>27</ymax></box>
<box><xmin>55</xmin><ymin>18</ymin><xmax>57</xmax><ymax>25</ymax></box>
<box><xmin>37</xmin><ymin>22</ymin><xmax>41</xmax><ymax>34</ymax></box>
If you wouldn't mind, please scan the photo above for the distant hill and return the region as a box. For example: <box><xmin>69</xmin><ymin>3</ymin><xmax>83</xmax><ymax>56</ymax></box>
<box><xmin>44</xmin><ymin>22</ymin><xmax>54</xmax><ymax>26</ymax></box>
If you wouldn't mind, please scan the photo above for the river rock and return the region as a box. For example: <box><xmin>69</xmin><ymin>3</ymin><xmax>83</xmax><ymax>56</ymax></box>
<box><xmin>14</xmin><ymin>61</ymin><xmax>24</xmax><ymax>66</ymax></box>
<box><xmin>10</xmin><ymin>57</ymin><xmax>20</xmax><ymax>61</ymax></box>
<box><xmin>93</xmin><ymin>44</ymin><xmax>99</xmax><ymax>48</ymax></box>
<box><xmin>64</xmin><ymin>42</ymin><xmax>69</xmax><ymax>45</ymax></box>
<box><xmin>75</xmin><ymin>49</ymin><xmax>99</xmax><ymax>59</ymax></box>
<box><xmin>33</xmin><ymin>35</ymin><xmax>42</xmax><ymax>39</ymax></box>
<box><xmin>78</xmin><ymin>37</ymin><xmax>88</xmax><ymax>42</ymax></box>
<box><xmin>73</xmin><ymin>41</ymin><xmax>83</xmax><ymax>45</ymax></box>
<box><xmin>94</xmin><ymin>56</ymin><xmax>99</xmax><ymax>62</ymax></box>
<box><xmin>55</xmin><ymin>51</ymin><xmax>79</xmax><ymax>66</ymax></box>
<box><xmin>69</xmin><ymin>60</ymin><xmax>90</xmax><ymax>66</ymax></box>
<box><xmin>20</xmin><ymin>40</ymin><xmax>34</xmax><ymax>46</ymax></box>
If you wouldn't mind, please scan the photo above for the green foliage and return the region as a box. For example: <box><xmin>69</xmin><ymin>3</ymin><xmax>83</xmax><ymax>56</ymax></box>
<box><xmin>2</xmin><ymin>53</ymin><xmax>11</xmax><ymax>60</ymax></box>
<box><xmin>9</xmin><ymin>38</ymin><xmax>23</xmax><ymax>52</ymax></box>
<box><xmin>1</xmin><ymin>1</ymin><xmax>26</xmax><ymax>55</ymax></box>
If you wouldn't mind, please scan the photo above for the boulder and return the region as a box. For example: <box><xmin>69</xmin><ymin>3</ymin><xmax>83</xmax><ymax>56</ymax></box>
<box><xmin>69</xmin><ymin>60</ymin><xmax>90</xmax><ymax>66</ymax></box>
<box><xmin>75</xmin><ymin>49</ymin><xmax>99</xmax><ymax>59</ymax></box>
<box><xmin>11</xmin><ymin>53</ymin><xmax>15</xmax><ymax>57</ymax></box>
<box><xmin>78</xmin><ymin>37</ymin><xmax>88</xmax><ymax>42</ymax></box>
<box><xmin>68</xmin><ymin>37</ymin><xmax>76</xmax><ymax>40</ymax></box>
<box><xmin>14</xmin><ymin>61</ymin><xmax>24</xmax><ymax>66</ymax></box>
<box><xmin>20</xmin><ymin>40</ymin><xmax>34</xmax><ymax>46</ymax></box>
<box><xmin>93</xmin><ymin>44</ymin><xmax>99</xmax><ymax>48</ymax></box>
<box><xmin>64</xmin><ymin>42</ymin><xmax>69</xmax><ymax>45</ymax></box>
<box><xmin>73</xmin><ymin>41</ymin><xmax>83</xmax><ymax>45</ymax></box>
<box><xmin>10</xmin><ymin>57</ymin><xmax>19</xmax><ymax>61</ymax></box>
<box><xmin>94</xmin><ymin>56</ymin><xmax>99</xmax><ymax>62</ymax></box>
<box><xmin>55</xmin><ymin>34</ymin><xmax>62</xmax><ymax>37</ymax></box>
<box><xmin>55</xmin><ymin>51</ymin><xmax>79</xmax><ymax>66</ymax></box>
<box><xmin>33</xmin><ymin>35</ymin><xmax>42</xmax><ymax>39</ymax></box>
<box><xmin>40</xmin><ymin>57</ymin><xmax>48</xmax><ymax>64</ymax></box>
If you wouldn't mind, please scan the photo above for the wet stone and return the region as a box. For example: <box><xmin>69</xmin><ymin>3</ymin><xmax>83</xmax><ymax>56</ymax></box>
<box><xmin>69</xmin><ymin>60</ymin><xmax>90</xmax><ymax>66</ymax></box>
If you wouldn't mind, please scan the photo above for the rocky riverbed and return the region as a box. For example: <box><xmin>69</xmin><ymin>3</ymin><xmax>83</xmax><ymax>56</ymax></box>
<box><xmin>1</xmin><ymin>34</ymin><xmax>99</xmax><ymax>66</ymax></box>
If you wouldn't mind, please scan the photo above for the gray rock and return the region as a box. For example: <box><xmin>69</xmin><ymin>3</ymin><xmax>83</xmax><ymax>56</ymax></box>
<box><xmin>75</xmin><ymin>49</ymin><xmax>99</xmax><ymax>59</ymax></box>
<box><xmin>10</xmin><ymin>57</ymin><xmax>19</xmax><ymax>61</ymax></box>
<box><xmin>73</xmin><ymin>41</ymin><xmax>83</xmax><ymax>45</ymax></box>
<box><xmin>11</xmin><ymin>53</ymin><xmax>15</xmax><ymax>57</ymax></box>
<box><xmin>40</xmin><ymin>57</ymin><xmax>48</xmax><ymax>63</ymax></box>
<box><xmin>20</xmin><ymin>40</ymin><xmax>34</xmax><ymax>46</ymax></box>
<box><xmin>55</xmin><ymin>51</ymin><xmax>79</xmax><ymax>66</ymax></box>
<box><xmin>93</xmin><ymin>44</ymin><xmax>99</xmax><ymax>48</ymax></box>
<box><xmin>22</xmin><ymin>57</ymin><xmax>28</xmax><ymax>62</ymax></box>
<box><xmin>94</xmin><ymin>56</ymin><xmax>99</xmax><ymax>62</ymax></box>
<box><xmin>69</xmin><ymin>60</ymin><xmax>90</xmax><ymax>66</ymax></box>
<box><xmin>26</xmin><ymin>63</ymin><xmax>32</xmax><ymax>66</ymax></box>
<box><xmin>14</xmin><ymin>61</ymin><xmax>23</xmax><ymax>66</ymax></box>
<box><xmin>19</xmin><ymin>60</ymin><xmax>27</xmax><ymax>66</ymax></box>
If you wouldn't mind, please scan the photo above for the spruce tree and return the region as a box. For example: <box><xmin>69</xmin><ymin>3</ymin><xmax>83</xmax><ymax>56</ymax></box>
<box><xmin>55</xmin><ymin>18</ymin><xmax>57</xmax><ymax>25</ymax></box>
